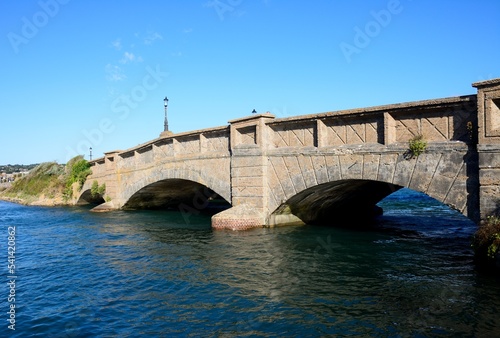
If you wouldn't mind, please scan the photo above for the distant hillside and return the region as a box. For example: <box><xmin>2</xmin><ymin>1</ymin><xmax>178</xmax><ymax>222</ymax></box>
<box><xmin>0</xmin><ymin>156</ymin><xmax>91</xmax><ymax>206</ymax></box>
<box><xmin>0</xmin><ymin>164</ymin><xmax>38</xmax><ymax>174</ymax></box>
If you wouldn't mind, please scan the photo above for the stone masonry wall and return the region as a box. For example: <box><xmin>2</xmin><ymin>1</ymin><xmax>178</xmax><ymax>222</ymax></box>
<box><xmin>78</xmin><ymin>79</ymin><xmax>500</xmax><ymax>228</ymax></box>
<box><xmin>266</xmin><ymin>144</ymin><xmax>474</xmax><ymax>221</ymax></box>
<box><xmin>474</xmin><ymin>79</ymin><xmax>500</xmax><ymax>218</ymax></box>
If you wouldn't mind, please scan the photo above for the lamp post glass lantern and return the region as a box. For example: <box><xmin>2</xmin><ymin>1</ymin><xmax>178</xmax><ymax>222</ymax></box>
<box><xmin>164</xmin><ymin>96</ymin><xmax>169</xmax><ymax>132</ymax></box>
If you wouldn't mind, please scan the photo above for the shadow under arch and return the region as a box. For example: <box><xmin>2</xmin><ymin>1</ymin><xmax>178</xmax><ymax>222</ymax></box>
<box><xmin>122</xmin><ymin>178</ymin><xmax>231</xmax><ymax>213</ymax></box>
<box><xmin>77</xmin><ymin>189</ymin><xmax>106</xmax><ymax>206</ymax></box>
<box><xmin>270</xmin><ymin>179</ymin><xmax>403</xmax><ymax>226</ymax></box>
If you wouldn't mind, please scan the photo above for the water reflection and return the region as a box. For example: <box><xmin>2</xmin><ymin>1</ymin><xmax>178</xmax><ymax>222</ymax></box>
<box><xmin>3</xmin><ymin>190</ymin><xmax>500</xmax><ymax>337</ymax></box>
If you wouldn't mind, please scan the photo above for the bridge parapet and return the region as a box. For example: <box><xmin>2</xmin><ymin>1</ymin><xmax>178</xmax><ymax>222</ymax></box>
<box><xmin>264</xmin><ymin>95</ymin><xmax>477</xmax><ymax>152</ymax></box>
<box><xmin>113</xmin><ymin>126</ymin><xmax>230</xmax><ymax>171</ymax></box>
<box><xmin>89</xmin><ymin>157</ymin><xmax>105</xmax><ymax>176</ymax></box>
<box><xmin>88</xmin><ymin>151</ymin><xmax>119</xmax><ymax>178</ymax></box>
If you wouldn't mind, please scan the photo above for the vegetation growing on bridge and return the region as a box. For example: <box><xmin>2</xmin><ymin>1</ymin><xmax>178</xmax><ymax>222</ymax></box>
<box><xmin>0</xmin><ymin>156</ymin><xmax>92</xmax><ymax>205</ymax></box>
<box><xmin>472</xmin><ymin>215</ymin><xmax>500</xmax><ymax>271</ymax></box>
<box><xmin>406</xmin><ymin>134</ymin><xmax>427</xmax><ymax>159</ymax></box>
<box><xmin>91</xmin><ymin>180</ymin><xmax>106</xmax><ymax>199</ymax></box>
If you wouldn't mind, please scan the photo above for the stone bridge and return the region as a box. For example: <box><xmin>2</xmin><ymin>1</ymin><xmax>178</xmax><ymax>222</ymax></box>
<box><xmin>78</xmin><ymin>79</ymin><xmax>500</xmax><ymax>230</ymax></box>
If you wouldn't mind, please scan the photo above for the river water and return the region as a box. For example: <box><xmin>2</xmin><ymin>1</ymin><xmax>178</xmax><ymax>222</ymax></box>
<box><xmin>1</xmin><ymin>189</ymin><xmax>500</xmax><ymax>337</ymax></box>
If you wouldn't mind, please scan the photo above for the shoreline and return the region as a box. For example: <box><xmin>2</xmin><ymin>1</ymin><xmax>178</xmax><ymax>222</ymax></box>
<box><xmin>0</xmin><ymin>195</ymin><xmax>71</xmax><ymax>207</ymax></box>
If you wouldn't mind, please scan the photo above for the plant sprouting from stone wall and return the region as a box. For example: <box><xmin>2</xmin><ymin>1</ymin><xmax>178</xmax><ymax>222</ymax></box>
<box><xmin>405</xmin><ymin>134</ymin><xmax>427</xmax><ymax>159</ymax></box>
<box><xmin>91</xmin><ymin>180</ymin><xmax>106</xmax><ymax>198</ymax></box>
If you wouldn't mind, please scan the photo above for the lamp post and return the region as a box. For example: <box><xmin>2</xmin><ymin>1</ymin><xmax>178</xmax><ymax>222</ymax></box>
<box><xmin>89</xmin><ymin>147</ymin><xmax>92</xmax><ymax>161</ymax></box>
<box><xmin>163</xmin><ymin>96</ymin><xmax>169</xmax><ymax>132</ymax></box>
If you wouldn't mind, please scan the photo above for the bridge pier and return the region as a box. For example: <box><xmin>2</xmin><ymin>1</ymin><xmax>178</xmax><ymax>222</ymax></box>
<box><xmin>211</xmin><ymin>204</ymin><xmax>266</xmax><ymax>231</ymax></box>
<box><xmin>211</xmin><ymin>113</ymin><xmax>275</xmax><ymax>230</ymax></box>
<box><xmin>474</xmin><ymin>79</ymin><xmax>500</xmax><ymax>219</ymax></box>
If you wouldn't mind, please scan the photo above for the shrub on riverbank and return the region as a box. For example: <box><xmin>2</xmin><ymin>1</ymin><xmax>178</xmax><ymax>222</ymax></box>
<box><xmin>1</xmin><ymin>162</ymin><xmax>65</xmax><ymax>202</ymax></box>
<box><xmin>472</xmin><ymin>215</ymin><xmax>500</xmax><ymax>271</ymax></box>
<box><xmin>63</xmin><ymin>156</ymin><xmax>91</xmax><ymax>200</ymax></box>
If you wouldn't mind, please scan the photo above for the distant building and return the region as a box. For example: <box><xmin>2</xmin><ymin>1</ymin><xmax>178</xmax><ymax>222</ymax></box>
<box><xmin>0</xmin><ymin>171</ymin><xmax>28</xmax><ymax>183</ymax></box>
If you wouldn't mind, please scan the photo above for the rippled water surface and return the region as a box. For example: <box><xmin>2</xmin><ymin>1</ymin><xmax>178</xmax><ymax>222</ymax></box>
<box><xmin>1</xmin><ymin>189</ymin><xmax>500</xmax><ymax>337</ymax></box>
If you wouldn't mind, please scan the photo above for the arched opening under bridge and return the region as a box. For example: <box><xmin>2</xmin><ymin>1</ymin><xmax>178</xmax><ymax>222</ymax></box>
<box><xmin>77</xmin><ymin>189</ymin><xmax>106</xmax><ymax>206</ymax></box>
<box><xmin>270</xmin><ymin>179</ymin><xmax>403</xmax><ymax>226</ymax></box>
<box><xmin>122</xmin><ymin>178</ymin><xmax>231</xmax><ymax>215</ymax></box>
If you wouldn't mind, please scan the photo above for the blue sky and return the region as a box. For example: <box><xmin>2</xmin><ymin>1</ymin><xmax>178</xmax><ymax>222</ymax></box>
<box><xmin>1</xmin><ymin>0</ymin><xmax>499</xmax><ymax>164</ymax></box>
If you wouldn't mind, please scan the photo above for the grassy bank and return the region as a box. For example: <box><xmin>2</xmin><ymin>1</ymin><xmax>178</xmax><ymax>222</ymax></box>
<box><xmin>0</xmin><ymin>156</ymin><xmax>91</xmax><ymax>206</ymax></box>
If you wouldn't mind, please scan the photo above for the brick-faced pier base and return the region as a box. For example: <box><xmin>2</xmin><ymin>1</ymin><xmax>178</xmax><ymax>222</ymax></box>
<box><xmin>211</xmin><ymin>204</ymin><xmax>265</xmax><ymax>230</ymax></box>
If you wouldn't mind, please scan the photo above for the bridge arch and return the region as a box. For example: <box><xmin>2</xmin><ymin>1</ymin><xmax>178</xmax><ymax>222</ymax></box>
<box><xmin>267</xmin><ymin>150</ymin><xmax>476</xmax><ymax>225</ymax></box>
<box><xmin>120</xmin><ymin>167</ymin><xmax>231</xmax><ymax>210</ymax></box>
<box><xmin>77</xmin><ymin>188</ymin><xmax>106</xmax><ymax>206</ymax></box>
<box><xmin>270</xmin><ymin>179</ymin><xmax>401</xmax><ymax>225</ymax></box>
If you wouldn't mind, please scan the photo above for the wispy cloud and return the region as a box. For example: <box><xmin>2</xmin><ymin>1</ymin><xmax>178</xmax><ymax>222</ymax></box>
<box><xmin>119</xmin><ymin>51</ymin><xmax>143</xmax><ymax>64</ymax></box>
<box><xmin>110</xmin><ymin>38</ymin><xmax>122</xmax><ymax>50</ymax></box>
<box><xmin>105</xmin><ymin>64</ymin><xmax>126</xmax><ymax>82</ymax></box>
<box><xmin>183</xmin><ymin>28</ymin><xmax>193</xmax><ymax>34</ymax></box>
<box><xmin>144</xmin><ymin>31</ymin><xmax>163</xmax><ymax>45</ymax></box>
<box><xmin>105</xmin><ymin>32</ymin><xmax>155</xmax><ymax>82</ymax></box>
